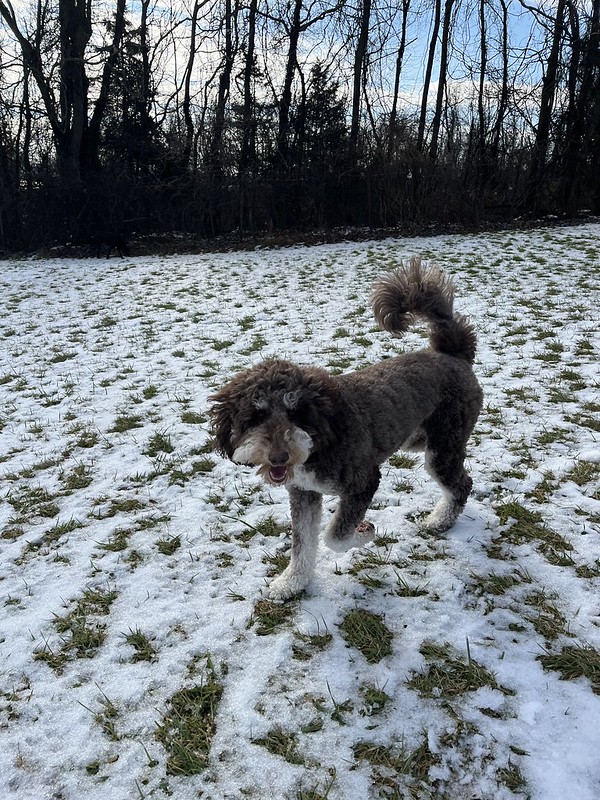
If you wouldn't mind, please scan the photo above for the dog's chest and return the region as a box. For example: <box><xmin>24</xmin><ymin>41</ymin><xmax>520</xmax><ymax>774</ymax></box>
<box><xmin>290</xmin><ymin>465</ymin><xmax>336</xmax><ymax>495</ymax></box>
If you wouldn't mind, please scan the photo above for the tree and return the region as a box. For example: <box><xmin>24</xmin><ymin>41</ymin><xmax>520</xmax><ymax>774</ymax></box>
<box><xmin>429</xmin><ymin>0</ymin><xmax>455</xmax><ymax>160</ymax></box>
<box><xmin>417</xmin><ymin>0</ymin><xmax>442</xmax><ymax>152</ymax></box>
<box><xmin>350</xmin><ymin>0</ymin><xmax>372</xmax><ymax>161</ymax></box>
<box><xmin>524</xmin><ymin>0</ymin><xmax>567</xmax><ymax>210</ymax></box>
<box><xmin>0</xmin><ymin>0</ymin><xmax>127</xmax><ymax>181</ymax></box>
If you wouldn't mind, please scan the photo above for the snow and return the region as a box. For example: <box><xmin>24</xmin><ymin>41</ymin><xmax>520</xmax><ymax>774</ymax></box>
<box><xmin>0</xmin><ymin>223</ymin><xmax>599</xmax><ymax>799</ymax></box>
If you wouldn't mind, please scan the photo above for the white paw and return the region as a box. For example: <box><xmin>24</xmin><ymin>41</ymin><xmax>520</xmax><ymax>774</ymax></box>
<box><xmin>268</xmin><ymin>568</ymin><xmax>310</xmax><ymax>600</ymax></box>
<box><xmin>323</xmin><ymin>521</ymin><xmax>375</xmax><ymax>552</ymax></box>
<box><xmin>421</xmin><ymin>501</ymin><xmax>458</xmax><ymax>534</ymax></box>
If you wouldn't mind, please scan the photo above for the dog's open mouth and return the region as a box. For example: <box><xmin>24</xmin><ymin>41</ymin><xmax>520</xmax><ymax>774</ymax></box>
<box><xmin>268</xmin><ymin>465</ymin><xmax>288</xmax><ymax>484</ymax></box>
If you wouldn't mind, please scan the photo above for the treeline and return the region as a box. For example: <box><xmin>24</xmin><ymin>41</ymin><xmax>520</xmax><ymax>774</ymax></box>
<box><xmin>1</xmin><ymin>0</ymin><xmax>599</xmax><ymax>253</ymax></box>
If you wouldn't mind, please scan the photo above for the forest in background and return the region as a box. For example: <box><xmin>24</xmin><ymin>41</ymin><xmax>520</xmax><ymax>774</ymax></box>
<box><xmin>1</xmin><ymin>0</ymin><xmax>599</xmax><ymax>254</ymax></box>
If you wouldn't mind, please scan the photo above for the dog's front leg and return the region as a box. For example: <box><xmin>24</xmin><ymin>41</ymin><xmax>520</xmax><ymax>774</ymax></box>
<box><xmin>323</xmin><ymin>471</ymin><xmax>379</xmax><ymax>552</ymax></box>
<box><xmin>268</xmin><ymin>487</ymin><xmax>322</xmax><ymax>600</ymax></box>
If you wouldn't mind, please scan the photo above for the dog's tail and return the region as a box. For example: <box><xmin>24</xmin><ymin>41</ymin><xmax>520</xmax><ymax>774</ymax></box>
<box><xmin>370</xmin><ymin>257</ymin><xmax>477</xmax><ymax>363</ymax></box>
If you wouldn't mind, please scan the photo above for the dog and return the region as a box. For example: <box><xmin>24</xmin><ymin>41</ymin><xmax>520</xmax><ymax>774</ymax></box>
<box><xmin>90</xmin><ymin>231</ymin><xmax>130</xmax><ymax>258</ymax></box>
<box><xmin>209</xmin><ymin>259</ymin><xmax>483</xmax><ymax>600</ymax></box>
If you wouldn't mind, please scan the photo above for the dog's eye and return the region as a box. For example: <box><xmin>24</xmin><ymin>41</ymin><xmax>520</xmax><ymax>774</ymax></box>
<box><xmin>289</xmin><ymin>406</ymin><xmax>311</xmax><ymax>429</ymax></box>
<box><xmin>249</xmin><ymin>408</ymin><xmax>268</xmax><ymax>426</ymax></box>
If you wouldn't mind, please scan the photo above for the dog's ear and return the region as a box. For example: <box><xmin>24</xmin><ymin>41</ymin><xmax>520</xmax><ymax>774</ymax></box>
<box><xmin>207</xmin><ymin>382</ymin><xmax>245</xmax><ymax>459</ymax></box>
<box><xmin>297</xmin><ymin>370</ymin><xmax>341</xmax><ymax>449</ymax></box>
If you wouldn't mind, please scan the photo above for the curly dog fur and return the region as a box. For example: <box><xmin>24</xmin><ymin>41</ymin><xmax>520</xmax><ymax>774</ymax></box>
<box><xmin>209</xmin><ymin>258</ymin><xmax>483</xmax><ymax>599</ymax></box>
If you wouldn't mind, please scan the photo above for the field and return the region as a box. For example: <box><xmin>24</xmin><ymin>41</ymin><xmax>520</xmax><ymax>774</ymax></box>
<box><xmin>1</xmin><ymin>223</ymin><xmax>599</xmax><ymax>800</ymax></box>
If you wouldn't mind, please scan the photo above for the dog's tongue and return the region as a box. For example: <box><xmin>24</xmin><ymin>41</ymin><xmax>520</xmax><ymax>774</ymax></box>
<box><xmin>269</xmin><ymin>466</ymin><xmax>288</xmax><ymax>483</ymax></box>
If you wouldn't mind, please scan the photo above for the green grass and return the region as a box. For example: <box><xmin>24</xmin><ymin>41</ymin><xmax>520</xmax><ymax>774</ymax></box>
<box><xmin>338</xmin><ymin>609</ymin><xmax>393</xmax><ymax>663</ymax></box>
<box><xmin>538</xmin><ymin>645</ymin><xmax>600</xmax><ymax>693</ymax></box>
<box><xmin>407</xmin><ymin>641</ymin><xmax>511</xmax><ymax>698</ymax></box>
<box><xmin>123</xmin><ymin>628</ymin><xmax>156</xmax><ymax>662</ymax></box>
<box><xmin>155</xmin><ymin>658</ymin><xmax>224</xmax><ymax>775</ymax></box>
<box><xmin>253</xmin><ymin>726</ymin><xmax>305</xmax><ymax>765</ymax></box>
<box><xmin>250</xmin><ymin>599</ymin><xmax>296</xmax><ymax>635</ymax></box>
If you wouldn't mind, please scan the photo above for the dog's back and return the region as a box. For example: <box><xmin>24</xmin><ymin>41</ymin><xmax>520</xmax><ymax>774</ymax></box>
<box><xmin>370</xmin><ymin>258</ymin><xmax>477</xmax><ymax>363</ymax></box>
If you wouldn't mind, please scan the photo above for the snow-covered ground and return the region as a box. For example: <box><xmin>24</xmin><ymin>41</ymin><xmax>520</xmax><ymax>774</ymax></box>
<box><xmin>1</xmin><ymin>223</ymin><xmax>599</xmax><ymax>800</ymax></box>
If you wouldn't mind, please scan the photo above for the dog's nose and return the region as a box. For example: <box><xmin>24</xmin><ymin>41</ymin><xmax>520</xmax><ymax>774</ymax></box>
<box><xmin>269</xmin><ymin>450</ymin><xmax>289</xmax><ymax>465</ymax></box>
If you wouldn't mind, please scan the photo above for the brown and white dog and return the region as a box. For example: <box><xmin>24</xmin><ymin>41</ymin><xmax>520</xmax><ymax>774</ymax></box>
<box><xmin>209</xmin><ymin>259</ymin><xmax>483</xmax><ymax>599</ymax></box>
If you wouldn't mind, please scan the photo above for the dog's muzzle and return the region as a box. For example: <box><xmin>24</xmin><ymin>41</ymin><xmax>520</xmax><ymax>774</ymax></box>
<box><xmin>268</xmin><ymin>450</ymin><xmax>289</xmax><ymax>484</ymax></box>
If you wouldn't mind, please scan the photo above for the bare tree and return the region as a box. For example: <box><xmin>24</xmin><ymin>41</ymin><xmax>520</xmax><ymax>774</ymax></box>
<box><xmin>350</xmin><ymin>0</ymin><xmax>372</xmax><ymax>161</ymax></box>
<box><xmin>417</xmin><ymin>0</ymin><xmax>442</xmax><ymax>152</ymax></box>
<box><xmin>524</xmin><ymin>0</ymin><xmax>567</xmax><ymax>210</ymax></box>
<box><xmin>388</xmin><ymin>0</ymin><xmax>412</xmax><ymax>158</ymax></box>
<box><xmin>429</xmin><ymin>0</ymin><xmax>455</xmax><ymax>160</ymax></box>
<box><xmin>0</xmin><ymin>0</ymin><xmax>127</xmax><ymax>180</ymax></box>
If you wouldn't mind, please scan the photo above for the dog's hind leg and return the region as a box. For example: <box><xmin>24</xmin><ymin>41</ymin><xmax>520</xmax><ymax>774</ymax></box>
<box><xmin>422</xmin><ymin>446</ymin><xmax>472</xmax><ymax>533</ymax></box>
<box><xmin>421</xmin><ymin>401</ymin><xmax>479</xmax><ymax>533</ymax></box>
<box><xmin>268</xmin><ymin>487</ymin><xmax>322</xmax><ymax>600</ymax></box>
<box><xmin>323</xmin><ymin>468</ymin><xmax>379</xmax><ymax>552</ymax></box>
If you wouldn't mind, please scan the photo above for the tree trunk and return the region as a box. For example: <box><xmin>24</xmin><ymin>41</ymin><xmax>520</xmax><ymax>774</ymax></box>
<box><xmin>429</xmin><ymin>0</ymin><xmax>454</xmax><ymax>160</ymax></box>
<box><xmin>388</xmin><ymin>0</ymin><xmax>411</xmax><ymax>158</ymax></box>
<box><xmin>417</xmin><ymin>0</ymin><xmax>441</xmax><ymax>152</ymax></box>
<box><xmin>560</xmin><ymin>0</ymin><xmax>600</xmax><ymax>211</ymax></box>
<box><xmin>525</xmin><ymin>0</ymin><xmax>567</xmax><ymax>211</ymax></box>
<box><xmin>350</xmin><ymin>0</ymin><xmax>372</xmax><ymax>162</ymax></box>
<box><xmin>277</xmin><ymin>0</ymin><xmax>303</xmax><ymax>169</ymax></box>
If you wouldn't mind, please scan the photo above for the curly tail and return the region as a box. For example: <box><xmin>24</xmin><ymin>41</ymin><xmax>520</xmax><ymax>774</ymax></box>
<box><xmin>370</xmin><ymin>257</ymin><xmax>477</xmax><ymax>363</ymax></box>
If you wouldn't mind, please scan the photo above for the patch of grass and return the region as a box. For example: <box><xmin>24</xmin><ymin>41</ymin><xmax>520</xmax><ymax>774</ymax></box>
<box><xmin>575</xmin><ymin>560</ymin><xmax>600</xmax><ymax>579</ymax></box>
<box><xmin>254</xmin><ymin>515</ymin><xmax>291</xmax><ymax>537</ymax></box>
<box><xmin>212</xmin><ymin>340</ymin><xmax>234</xmax><ymax>351</ymax></box>
<box><xmin>33</xmin><ymin>588</ymin><xmax>118</xmax><ymax>672</ymax></box>
<box><xmin>7</xmin><ymin>485</ymin><xmax>60</xmax><ymax>521</ymax></box>
<box><xmin>60</xmin><ymin>464</ymin><xmax>93</xmax><ymax>491</ymax></box>
<box><xmin>338</xmin><ymin>609</ymin><xmax>393</xmax><ymax>664</ymax></box>
<box><xmin>407</xmin><ymin>640</ymin><xmax>509</xmax><ymax>698</ymax></box>
<box><xmin>293</xmin><ymin>774</ymin><xmax>337</xmax><ymax>800</ymax></box>
<box><xmin>565</xmin><ymin>411</ymin><xmax>600</xmax><ymax>433</ymax></box>
<box><xmin>354</xmin><ymin>734</ymin><xmax>438</xmax><ymax>789</ymax></box>
<box><xmin>123</xmin><ymin>628</ymin><xmax>156</xmax><ymax>662</ymax></box>
<box><xmin>157</xmin><ymin>535</ymin><xmax>181</xmax><ymax>555</ymax></box>
<box><xmin>538</xmin><ymin>645</ymin><xmax>600</xmax><ymax>694</ymax></box>
<box><xmin>169</xmin><ymin>457</ymin><xmax>216</xmax><ymax>485</ymax></box>
<box><xmin>99</xmin><ymin>527</ymin><xmax>131</xmax><ymax>552</ymax></box>
<box><xmin>359</xmin><ymin>683</ymin><xmax>391</xmax><ymax>716</ymax></box>
<box><xmin>565</xmin><ymin>460</ymin><xmax>600</xmax><ymax>487</ymax></box>
<box><xmin>525</xmin><ymin>471</ymin><xmax>557</xmax><ymax>503</ymax></box>
<box><xmin>24</xmin><ymin>517</ymin><xmax>83</xmax><ymax>553</ymax></box>
<box><xmin>395</xmin><ymin>573</ymin><xmax>428</xmax><ymax>597</ymax></box>
<box><xmin>495</xmin><ymin>502</ymin><xmax>574</xmax><ymax>564</ymax></box>
<box><xmin>471</xmin><ymin>567</ymin><xmax>531</xmax><ymax>596</ymax></box>
<box><xmin>111</xmin><ymin>413</ymin><xmax>143</xmax><ymax>433</ymax></box>
<box><xmin>536</xmin><ymin>427</ymin><xmax>571</xmax><ymax>446</ymax></box>
<box><xmin>250</xmin><ymin>599</ymin><xmax>295</xmax><ymax>635</ymax></box>
<box><xmin>92</xmin><ymin>691</ymin><xmax>121</xmax><ymax>740</ymax></box>
<box><xmin>40</xmin><ymin>617</ymin><xmax>107</xmax><ymax>667</ymax></box>
<box><xmin>75</xmin><ymin>428</ymin><xmax>99</xmax><ymax>448</ymax></box>
<box><xmin>263</xmin><ymin>550</ymin><xmax>290</xmax><ymax>577</ymax></box>
<box><xmin>75</xmin><ymin>586</ymin><xmax>118</xmax><ymax>616</ymax></box>
<box><xmin>142</xmin><ymin>384</ymin><xmax>159</xmax><ymax>400</ymax></box>
<box><xmin>253</xmin><ymin>726</ymin><xmax>305</xmax><ymax>765</ymax></box>
<box><xmin>155</xmin><ymin>658</ymin><xmax>224</xmax><ymax>775</ymax></box>
<box><xmin>524</xmin><ymin>590</ymin><xmax>571</xmax><ymax>641</ymax></box>
<box><xmin>181</xmin><ymin>410</ymin><xmax>206</xmax><ymax>424</ymax></box>
<box><xmin>48</xmin><ymin>349</ymin><xmax>76</xmax><ymax>364</ymax></box>
<box><xmin>292</xmin><ymin>624</ymin><xmax>333</xmax><ymax>661</ymax></box>
<box><xmin>96</xmin><ymin>496</ymin><xmax>146</xmax><ymax>518</ymax></box>
<box><xmin>145</xmin><ymin>431</ymin><xmax>175</xmax><ymax>457</ymax></box>
<box><xmin>497</xmin><ymin>760</ymin><xmax>527</xmax><ymax>792</ymax></box>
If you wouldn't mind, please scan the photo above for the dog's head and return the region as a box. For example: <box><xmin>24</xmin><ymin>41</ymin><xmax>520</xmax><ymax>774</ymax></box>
<box><xmin>208</xmin><ymin>359</ymin><xmax>339</xmax><ymax>485</ymax></box>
